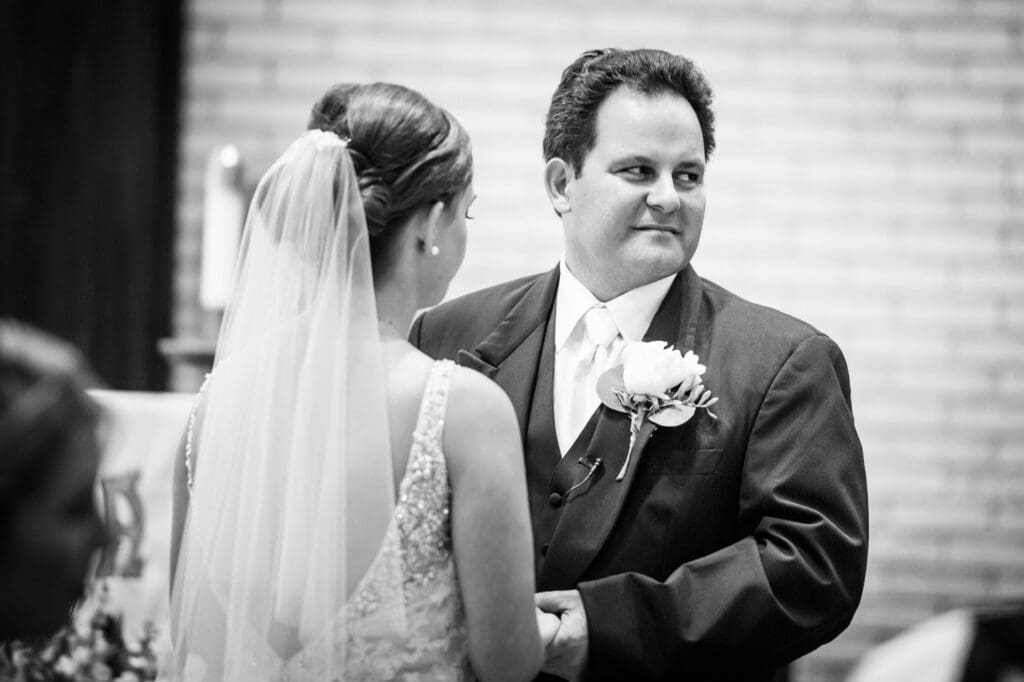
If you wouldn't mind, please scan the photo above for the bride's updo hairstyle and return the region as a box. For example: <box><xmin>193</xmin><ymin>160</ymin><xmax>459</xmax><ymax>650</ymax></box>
<box><xmin>307</xmin><ymin>82</ymin><xmax>473</xmax><ymax>274</ymax></box>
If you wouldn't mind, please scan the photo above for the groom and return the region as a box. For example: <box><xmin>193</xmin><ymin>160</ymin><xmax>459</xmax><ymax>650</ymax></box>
<box><xmin>411</xmin><ymin>48</ymin><xmax>868</xmax><ymax>681</ymax></box>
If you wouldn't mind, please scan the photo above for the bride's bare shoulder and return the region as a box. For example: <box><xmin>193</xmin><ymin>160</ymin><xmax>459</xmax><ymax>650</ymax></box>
<box><xmin>447</xmin><ymin>365</ymin><xmax>515</xmax><ymax>422</ymax></box>
<box><xmin>442</xmin><ymin>366</ymin><xmax>521</xmax><ymax>472</ymax></box>
<box><xmin>383</xmin><ymin>346</ymin><xmax>436</xmax><ymax>394</ymax></box>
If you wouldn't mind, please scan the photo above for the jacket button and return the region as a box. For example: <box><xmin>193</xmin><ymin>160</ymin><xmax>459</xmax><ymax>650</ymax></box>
<box><xmin>541</xmin><ymin>543</ymin><xmax>550</xmax><ymax>556</ymax></box>
<box><xmin>548</xmin><ymin>492</ymin><xmax>563</xmax><ymax>508</ymax></box>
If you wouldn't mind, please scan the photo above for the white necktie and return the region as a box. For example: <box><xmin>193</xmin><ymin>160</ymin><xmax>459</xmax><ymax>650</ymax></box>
<box><xmin>557</xmin><ymin>305</ymin><xmax>621</xmax><ymax>454</ymax></box>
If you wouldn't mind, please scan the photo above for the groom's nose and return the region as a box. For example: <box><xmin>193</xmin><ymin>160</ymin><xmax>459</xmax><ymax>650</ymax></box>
<box><xmin>645</xmin><ymin>174</ymin><xmax>681</xmax><ymax>214</ymax></box>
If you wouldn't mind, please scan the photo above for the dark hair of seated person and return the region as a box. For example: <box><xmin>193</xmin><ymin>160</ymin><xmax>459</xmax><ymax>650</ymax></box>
<box><xmin>0</xmin><ymin>320</ymin><xmax>107</xmax><ymax>641</ymax></box>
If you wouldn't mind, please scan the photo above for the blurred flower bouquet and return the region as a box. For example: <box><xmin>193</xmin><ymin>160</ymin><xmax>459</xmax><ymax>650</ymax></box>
<box><xmin>0</xmin><ymin>580</ymin><xmax>158</xmax><ymax>682</ymax></box>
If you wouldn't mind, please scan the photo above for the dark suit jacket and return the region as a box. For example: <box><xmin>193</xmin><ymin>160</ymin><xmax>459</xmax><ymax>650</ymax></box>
<box><xmin>410</xmin><ymin>265</ymin><xmax>868</xmax><ymax>681</ymax></box>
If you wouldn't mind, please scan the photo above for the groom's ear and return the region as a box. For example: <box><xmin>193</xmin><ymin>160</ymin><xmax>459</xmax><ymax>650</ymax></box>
<box><xmin>544</xmin><ymin>158</ymin><xmax>573</xmax><ymax>216</ymax></box>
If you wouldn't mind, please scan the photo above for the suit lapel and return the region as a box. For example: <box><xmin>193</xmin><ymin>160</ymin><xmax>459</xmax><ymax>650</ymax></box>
<box><xmin>539</xmin><ymin>266</ymin><xmax>705</xmax><ymax>587</ymax></box>
<box><xmin>455</xmin><ymin>267</ymin><xmax>560</xmax><ymax>442</ymax></box>
<box><xmin>662</xmin><ymin>265</ymin><xmax>703</xmax><ymax>353</ymax></box>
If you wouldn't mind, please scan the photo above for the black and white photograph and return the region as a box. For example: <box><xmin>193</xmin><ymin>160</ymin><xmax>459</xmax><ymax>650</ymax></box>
<box><xmin>2</xmin><ymin>1</ymin><xmax>1022</xmax><ymax>680</ymax></box>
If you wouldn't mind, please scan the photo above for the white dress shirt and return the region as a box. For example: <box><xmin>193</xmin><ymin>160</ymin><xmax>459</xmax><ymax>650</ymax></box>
<box><xmin>553</xmin><ymin>260</ymin><xmax>676</xmax><ymax>455</ymax></box>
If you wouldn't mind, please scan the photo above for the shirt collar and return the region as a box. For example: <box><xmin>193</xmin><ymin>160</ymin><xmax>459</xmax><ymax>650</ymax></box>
<box><xmin>555</xmin><ymin>259</ymin><xmax>676</xmax><ymax>351</ymax></box>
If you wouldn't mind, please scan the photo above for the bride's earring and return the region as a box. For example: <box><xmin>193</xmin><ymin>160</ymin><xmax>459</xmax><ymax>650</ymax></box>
<box><xmin>418</xmin><ymin>238</ymin><xmax>440</xmax><ymax>257</ymax></box>
<box><xmin>417</xmin><ymin>235</ymin><xmax>438</xmax><ymax>253</ymax></box>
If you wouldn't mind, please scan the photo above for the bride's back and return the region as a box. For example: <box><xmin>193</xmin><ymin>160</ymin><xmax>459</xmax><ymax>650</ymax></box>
<box><xmin>382</xmin><ymin>345</ymin><xmax>434</xmax><ymax>492</ymax></box>
<box><xmin>171</xmin><ymin>81</ymin><xmax>541</xmax><ymax>681</ymax></box>
<box><xmin>318</xmin><ymin>82</ymin><xmax>540</xmax><ymax>680</ymax></box>
<box><xmin>380</xmin><ymin>340</ymin><xmax>541</xmax><ymax>682</ymax></box>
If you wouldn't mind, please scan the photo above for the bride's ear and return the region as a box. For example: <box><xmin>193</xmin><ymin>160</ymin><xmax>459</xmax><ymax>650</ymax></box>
<box><xmin>544</xmin><ymin>158</ymin><xmax>573</xmax><ymax>216</ymax></box>
<box><xmin>417</xmin><ymin>200</ymin><xmax>446</xmax><ymax>255</ymax></box>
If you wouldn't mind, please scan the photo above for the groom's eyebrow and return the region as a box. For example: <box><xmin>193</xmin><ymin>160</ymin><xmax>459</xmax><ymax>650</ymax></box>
<box><xmin>676</xmin><ymin>159</ymin><xmax>706</xmax><ymax>171</ymax></box>
<box><xmin>613</xmin><ymin>154</ymin><xmax>656</xmax><ymax>166</ymax></box>
<box><xmin>612</xmin><ymin>153</ymin><xmax>704</xmax><ymax>169</ymax></box>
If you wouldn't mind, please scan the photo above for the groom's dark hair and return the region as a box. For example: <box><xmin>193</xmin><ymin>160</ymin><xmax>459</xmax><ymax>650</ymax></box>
<box><xmin>543</xmin><ymin>48</ymin><xmax>716</xmax><ymax>175</ymax></box>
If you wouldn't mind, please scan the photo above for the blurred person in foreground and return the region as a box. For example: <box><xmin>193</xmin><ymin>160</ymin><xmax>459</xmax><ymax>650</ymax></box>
<box><xmin>0</xmin><ymin>319</ymin><xmax>107</xmax><ymax>642</ymax></box>
<box><xmin>170</xmin><ymin>83</ymin><xmax>541</xmax><ymax>680</ymax></box>
<box><xmin>412</xmin><ymin>48</ymin><xmax>869</xmax><ymax>680</ymax></box>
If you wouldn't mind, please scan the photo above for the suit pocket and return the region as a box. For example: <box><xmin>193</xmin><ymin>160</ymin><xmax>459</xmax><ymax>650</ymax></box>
<box><xmin>646</xmin><ymin>447</ymin><xmax>723</xmax><ymax>477</ymax></box>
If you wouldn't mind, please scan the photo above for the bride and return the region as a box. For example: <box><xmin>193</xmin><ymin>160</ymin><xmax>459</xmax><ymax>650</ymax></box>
<box><xmin>169</xmin><ymin>83</ymin><xmax>542</xmax><ymax>680</ymax></box>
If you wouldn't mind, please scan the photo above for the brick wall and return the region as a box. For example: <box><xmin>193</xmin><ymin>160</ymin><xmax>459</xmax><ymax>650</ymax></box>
<box><xmin>172</xmin><ymin>1</ymin><xmax>1024</xmax><ymax>679</ymax></box>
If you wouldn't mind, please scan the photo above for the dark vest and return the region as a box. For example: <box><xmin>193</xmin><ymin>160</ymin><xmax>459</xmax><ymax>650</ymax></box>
<box><xmin>524</xmin><ymin>304</ymin><xmax>603</xmax><ymax>589</ymax></box>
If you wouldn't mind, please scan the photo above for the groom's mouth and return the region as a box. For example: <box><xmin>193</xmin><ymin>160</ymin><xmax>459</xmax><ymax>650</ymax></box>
<box><xmin>633</xmin><ymin>223</ymin><xmax>681</xmax><ymax>235</ymax></box>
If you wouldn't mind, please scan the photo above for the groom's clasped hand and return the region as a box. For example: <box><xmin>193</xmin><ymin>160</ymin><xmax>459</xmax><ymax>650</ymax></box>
<box><xmin>535</xmin><ymin>591</ymin><xmax>589</xmax><ymax>680</ymax></box>
<box><xmin>535</xmin><ymin>604</ymin><xmax>561</xmax><ymax>648</ymax></box>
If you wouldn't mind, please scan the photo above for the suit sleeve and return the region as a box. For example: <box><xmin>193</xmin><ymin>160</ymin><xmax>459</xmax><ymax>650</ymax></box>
<box><xmin>577</xmin><ymin>333</ymin><xmax>869</xmax><ymax>679</ymax></box>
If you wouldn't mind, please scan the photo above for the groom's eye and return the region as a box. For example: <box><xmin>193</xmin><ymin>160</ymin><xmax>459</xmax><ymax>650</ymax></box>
<box><xmin>619</xmin><ymin>166</ymin><xmax>650</xmax><ymax>179</ymax></box>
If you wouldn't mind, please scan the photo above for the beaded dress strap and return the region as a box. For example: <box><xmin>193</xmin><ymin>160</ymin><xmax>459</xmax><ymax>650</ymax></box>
<box><xmin>184</xmin><ymin>372</ymin><xmax>212</xmax><ymax>495</ymax></box>
<box><xmin>409</xmin><ymin>360</ymin><xmax>456</xmax><ymax>461</ymax></box>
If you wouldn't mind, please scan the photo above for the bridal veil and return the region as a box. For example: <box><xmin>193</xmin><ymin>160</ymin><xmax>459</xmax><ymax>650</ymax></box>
<box><xmin>170</xmin><ymin>130</ymin><xmax>403</xmax><ymax>679</ymax></box>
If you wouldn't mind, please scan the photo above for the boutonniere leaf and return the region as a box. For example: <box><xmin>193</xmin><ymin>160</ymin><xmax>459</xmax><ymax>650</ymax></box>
<box><xmin>597</xmin><ymin>341</ymin><xmax>718</xmax><ymax>481</ymax></box>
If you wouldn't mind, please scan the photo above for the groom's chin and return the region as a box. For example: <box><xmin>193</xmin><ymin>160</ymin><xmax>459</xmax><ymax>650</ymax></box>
<box><xmin>624</xmin><ymin>246</ymin><xmax>691</xmax><ymax>283</ymax></box>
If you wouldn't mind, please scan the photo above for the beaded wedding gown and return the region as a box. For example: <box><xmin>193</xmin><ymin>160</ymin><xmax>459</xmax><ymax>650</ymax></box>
<box><xmin>172</xmin><ymin>132</ymin><xmax>473</xmax><ymax>680</ymax></box>
<box><xmin>179</xmin><ymin>360</ymin><xmax>471</xmax><ymax>680</ymax></box>
<box><xmin>330</xmin><ymin>359</ymin><xmax>472</xmax><ymax>679</ymax></box>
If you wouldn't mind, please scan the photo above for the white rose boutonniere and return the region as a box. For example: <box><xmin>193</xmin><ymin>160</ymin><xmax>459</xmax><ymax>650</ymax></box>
<box><xmin>597</xmin><ymin>340</ymin><xmax>718</xmax><ymax>481</ymax></box>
